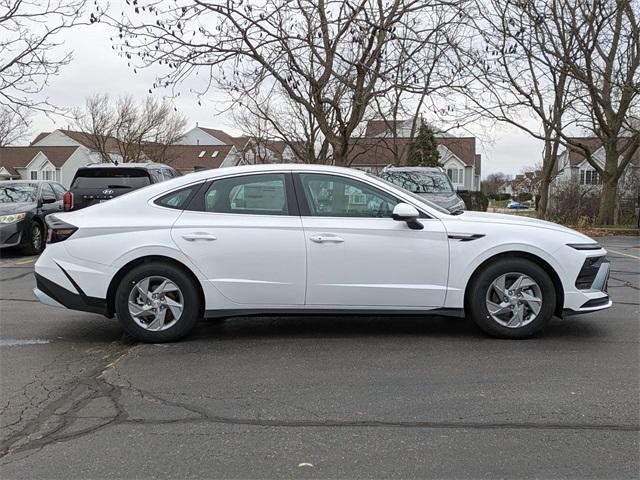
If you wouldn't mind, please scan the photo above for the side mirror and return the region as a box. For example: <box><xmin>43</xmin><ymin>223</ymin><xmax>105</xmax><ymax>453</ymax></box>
<box><xmin>41</xmin><ymin>197</ymin><xmax>57</xmax><ymax>204</ymax></box>
<box><xmin>392</xmin><ymin>203</ymin><xmax>423</xmax><ymax>230</ymax></box>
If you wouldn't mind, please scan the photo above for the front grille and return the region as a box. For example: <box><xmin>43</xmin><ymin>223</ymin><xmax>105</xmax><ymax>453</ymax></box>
<box><xmin>575</xmin><ymin>256</ymin><xmax>608</xmax><ymax>290</ymax></box>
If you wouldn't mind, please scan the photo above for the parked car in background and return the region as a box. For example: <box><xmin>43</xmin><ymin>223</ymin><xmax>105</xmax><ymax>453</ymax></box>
<box><xmin>0</xmin><ymin>180</ymin><xmax>65</xmax><ymax>254</ymax></box>
<box><xmin>34</xmin><ymin>164</ymin><xmax>610</xmax><ymax>343</ymax></box>
<box><xmin>64</xmin><ymin>163</ymin><xmax>179</xmax><ymax>211</ymax></box>
<box><xmin>378</xmin><ymin>166</ymin><xmax>466</xmax><ymax>213</ymax></box>
<box><xmin>507</xmin><ymin>200</ymin><xmax>529</xmax><ymax>210</ymax></box>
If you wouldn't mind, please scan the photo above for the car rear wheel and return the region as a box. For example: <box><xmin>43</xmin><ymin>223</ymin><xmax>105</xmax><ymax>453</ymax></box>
<box><xmin>467</xmin><ymin>258</ymin><xmax>556</xmax><ymax>339</ymax></box>
<box><xmin>115</xmin><ymin>263</ymin><xmax>201</xmax><ymax>342</ymax></box>
<box><xmin>23</xmin><ymin>221</ymin><xmax>44</xmax><ymax>255</ymax></box>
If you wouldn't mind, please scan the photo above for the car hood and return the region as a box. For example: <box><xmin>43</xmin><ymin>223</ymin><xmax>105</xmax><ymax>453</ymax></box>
<box><xmin>0</xmin><ymin>202</ymin><xmax>35</xmax><ymax>215</ymax></box>
<box><xmin>454</xmin><ymin>210</ymin><xmax>594</xmax><ymax>240</ymax></box>
<box><xmin>415</xmin><ymin>192</ymin><xmax>462</xmax><ymax>210</ymax></box>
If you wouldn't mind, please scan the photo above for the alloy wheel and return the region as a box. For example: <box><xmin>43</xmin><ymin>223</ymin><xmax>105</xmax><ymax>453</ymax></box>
<box><xmin>32</xmin><ymin>224</ymin><xmax>42</xmax><ymax>251</ymax></box>
<box><xmin>128</xmin><ymin>276</ymin><xmax>184</xmax><ymax>332</ymax></box>
<box><xmin>485</xmin><ymin>272</ymin><xmax>543</xmax><ymax>328</ymax></box>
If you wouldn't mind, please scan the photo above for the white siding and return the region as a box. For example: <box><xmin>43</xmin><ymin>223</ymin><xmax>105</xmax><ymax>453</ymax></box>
<box><xmin>175</xmin><ymin>127</ymin><xmax>225</xmax><ymax>146</ymax></box>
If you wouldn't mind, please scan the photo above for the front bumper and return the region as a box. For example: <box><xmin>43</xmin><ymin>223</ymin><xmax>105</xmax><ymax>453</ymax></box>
<box><xmin>0</xmin><ymin>221</ymin><xmax>26</xmax><ymax>248</ymax></box>
<box><xmin>563</xmin><ymin>258</ymin><xmax>611</xmax><ymax>315</ymax></box>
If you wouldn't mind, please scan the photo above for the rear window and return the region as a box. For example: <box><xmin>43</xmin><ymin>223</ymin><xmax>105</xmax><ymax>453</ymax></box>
<box><xmin>71</xmin><ymin>168</ymin><xmax>152</xmax><ymax>189</ymax></box>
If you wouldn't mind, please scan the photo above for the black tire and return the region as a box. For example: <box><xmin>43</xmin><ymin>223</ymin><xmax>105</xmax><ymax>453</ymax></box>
<box><xmin>466</xmin><ymin>258</ymin><xmax>556</xmax><ymax>339</ymax></box>
<box><xmin>22</xmin><ymin>221</ymin><xmax>44</xmax><ymax>255</ymax></box>
<box><xmin>115</xmin><ymin>262</ymin><xmax>201</xmax><ymax>343</ymax></box>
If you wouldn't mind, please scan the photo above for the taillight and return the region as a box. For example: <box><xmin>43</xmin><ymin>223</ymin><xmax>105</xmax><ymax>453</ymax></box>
<box><xmin>46</xmin><ymin>216</ymin><xmax>77</xmax><ymax>244</ymax></box>
<box><xmin>63</xmin><ymin>191</ymin><xmax>73</xmax><ymax>211</ymax></box>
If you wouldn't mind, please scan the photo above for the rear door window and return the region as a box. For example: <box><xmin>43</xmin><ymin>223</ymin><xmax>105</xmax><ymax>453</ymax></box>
<box><xmin>203</xmin><ymin>173</ymin><xmax>289</xmax><ymax>215</ymax></box>
<box><xmin>71</xmin><ymin>168</ymin><xmax>152</xmax><ymax>189</ymax></box>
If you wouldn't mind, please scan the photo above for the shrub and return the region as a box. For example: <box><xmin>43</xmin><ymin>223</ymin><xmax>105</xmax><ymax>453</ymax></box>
<box><xmin>460</xmin><ymin>191</ymin><xmax>488</xmax><ymax>212</ymax></box>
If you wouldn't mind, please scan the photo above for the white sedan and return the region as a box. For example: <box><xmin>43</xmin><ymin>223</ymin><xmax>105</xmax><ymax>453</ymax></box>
<box><xmin>34</xmin><ymin>165</ymin><xmax>611</xmax><ymax>342</ymax></box>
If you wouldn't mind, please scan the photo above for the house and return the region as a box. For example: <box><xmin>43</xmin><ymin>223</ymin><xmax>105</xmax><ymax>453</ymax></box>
<box><xmin>0</xmin><ymin>129</ymin><xmax>124</xmax><ymax>186</ymax></box>
<box><xmin>510</xmin><ymin>170</ymin><xmax>541</xmax><ymax>197</ymax></box>
<box><xmin>161</xmin><ymin>145</ymin><xmax>238</xmax><ymax>174</ymax></box>
<box><xmin>553</xmin><ymin>138</ymin><xmax>640</xmax><ymax>187</ymax></box>
<box><xmin>354</xmin><ymin>119</ymin><xmax>482</xmax><ymax>191</ymax></box>
<box><xmin>0</xmin><ymin>146</ymin><xmax>91</xmax><ymax>187</ymax></box>
<box><xmin>347</xmin><ymin>120</ymin><xmax>481</xmax><ymax>191</ymax></box>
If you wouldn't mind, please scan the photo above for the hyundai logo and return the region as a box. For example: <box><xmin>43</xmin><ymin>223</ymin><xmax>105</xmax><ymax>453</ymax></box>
<box><xmin>102</xmin><ymin>189</ymin><xmax>114</xmax><ymax>195</ymax></box>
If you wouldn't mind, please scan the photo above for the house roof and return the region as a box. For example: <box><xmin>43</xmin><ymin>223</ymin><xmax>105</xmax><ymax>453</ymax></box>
<box><xmin>348</xmin><ymin>137</ymin><xmax>478</xmax><ymax>169</ymax></box>
<box><xmin>162</xmin><ymin>145</ymin><xmax>235</xmax><ymax>171</ymax></box>
<box><xmin>59</xmin><ymin>129</ymin><xmax>122</xmax><ymax>152</ymax></box>
<box><xmin>199</xmin><ymin>128</ymin><xmax>249</xmax><ymax>150</ymax></box>
<box><xmin>364</xmin><ymin>119</ymin><xmax>403</xmax><ymax>138</ymax></box>
<box><xmin>29</xmin><ymin>132</ymin><xmax>51</xmax><ymax>145</ymax></box>
<box><xmin>0</xmin><ymin>146</ymin><xmax>79</xmax><ymax>175</ymax></box>
<box><xmin>563</xmin><ymin>137</ymin><xmax>640</xmax><ymax>168</ymax></box>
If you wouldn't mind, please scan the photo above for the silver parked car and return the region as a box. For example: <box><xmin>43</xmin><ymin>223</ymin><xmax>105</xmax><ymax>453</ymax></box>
<box><xmin>378</xmin><ymin>166</ymin><xmax>466</xmax><ymax>213</ymax></box>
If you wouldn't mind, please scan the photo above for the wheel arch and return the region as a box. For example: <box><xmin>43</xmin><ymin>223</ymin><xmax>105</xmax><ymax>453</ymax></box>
<box><xmin>464</xmin><ymin>251</ymin><xmax>564</xmax><ymax>317</ymax></box>
<box><xmin>106</xmin><ymin>255</ymin><xmax>205</xmax><ymax>318</ymax></box>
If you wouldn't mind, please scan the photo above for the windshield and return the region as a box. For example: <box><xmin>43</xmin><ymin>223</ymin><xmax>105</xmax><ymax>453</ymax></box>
<box><xmin>0</xmin><ymin>184</ymin><xmax>37</xmax><ymax>203</ymax></box>
<box><xmin>380</xmin><ymin>170</ymin><xmax>454</xmax><ymax>194</ymax></box>
<box><xmin>368</xmin><ymin>174</ymin><xmax>452</xmax><ymax>215</ymax></box>
<box><xmin>71</xmin><ymin>168</ymin><xmax>151</xmax><ymax>189</ymax></box>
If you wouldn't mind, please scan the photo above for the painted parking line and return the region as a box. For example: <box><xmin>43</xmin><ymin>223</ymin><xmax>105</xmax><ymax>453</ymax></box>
<box><xmin>607</xmin><ymin>249</ymin><xmax>640</xmax><ymax>261</ymax></box>
<box><xmin>14</xmin><ymin>257</ymin><xmax>37</xmax><ymax>265</ymax></box>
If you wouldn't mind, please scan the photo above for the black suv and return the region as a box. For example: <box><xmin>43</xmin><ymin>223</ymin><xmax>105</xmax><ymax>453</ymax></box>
<box><xmin>64</xmin><ymin>163</ymin><xmax>179</xmax><ymax>211</ymax></box>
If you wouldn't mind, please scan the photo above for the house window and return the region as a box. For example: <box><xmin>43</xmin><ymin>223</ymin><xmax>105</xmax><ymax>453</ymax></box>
<box><xmin>580</xmin><ymin>169</ymin><xmax>602</xmax><ymax>185</ymax></box>
<box><xmin>446</xmin><ymin>168</ymin><xmax>464</xmax><ymax>185</ymax></box>
<box><xmin>43</xmin><ymin>170</ymin><xmax>54</xmax><ymax>181</ymax></box>
<box><xmin>30</xmin><ymin>171</ymin><xmax>38</xmax><ymax>180</ymax></box>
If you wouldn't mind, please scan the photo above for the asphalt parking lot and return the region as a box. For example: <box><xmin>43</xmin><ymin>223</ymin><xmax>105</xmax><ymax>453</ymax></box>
<box><xmin>0</xmin><ymin>236</ymin><xmax>638</xmax><ymax>479</ymax></box>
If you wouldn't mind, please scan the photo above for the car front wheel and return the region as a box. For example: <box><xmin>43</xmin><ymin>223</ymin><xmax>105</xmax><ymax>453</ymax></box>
<box><xmin>115</xmin><ymin>263</ymin><xmax>201</xmax><ymax>342</ymax></box>
<box><xmin>467</xmin><ymin>258</ymin><xmax>556</xmax><ymax>339</ymax></box>
<box><xmin>23</xmin><ymin>221</ymin><xmax>44</xmax><ymax>255</ymax></box>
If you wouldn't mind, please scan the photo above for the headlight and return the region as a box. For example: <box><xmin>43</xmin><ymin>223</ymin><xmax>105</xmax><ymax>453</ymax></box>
<box><xmin>0</xmin><ymin>212</ymin><xmax>26</xmax><ymax>224</ymax></box>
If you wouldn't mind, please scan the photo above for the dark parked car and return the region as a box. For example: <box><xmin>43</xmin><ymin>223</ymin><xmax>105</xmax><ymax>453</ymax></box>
<box><xmin>0</xmin><ymin>180</ymin><xmax>65</xmax><ymax>254</ymax></box>
<box><xmin>378</xmin><ymin>166</ymin><xmax>466</xmax><ymax>213</ymax></box>
<box><xmin>64</xmin><ymin>163</ymin><xmax>179</xmax><ymax>211</ymax></box>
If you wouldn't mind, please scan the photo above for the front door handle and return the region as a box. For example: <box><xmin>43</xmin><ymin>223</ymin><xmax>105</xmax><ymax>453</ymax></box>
<box><xmin>182</xmin><ymin>232</ymin><xmax>217</xmax><ymax>242</ymax></box>
<box><xmin>310</xmin><ymin>234</ymin><xmax>344</xmax><ymax>243</ymax></box>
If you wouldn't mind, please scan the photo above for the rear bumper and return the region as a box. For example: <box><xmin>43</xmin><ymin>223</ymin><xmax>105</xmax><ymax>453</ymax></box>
<box><xmin>34</xmin><ymin>272</ymin><xmax>109</xmax><ymax>316</ymax></box>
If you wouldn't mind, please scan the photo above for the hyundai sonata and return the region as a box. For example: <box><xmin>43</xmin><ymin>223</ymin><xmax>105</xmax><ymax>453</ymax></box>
<box><xmin>34</xmin><ymin>165</ymin><xmax>611</xmax><ymax>342</ymax></box>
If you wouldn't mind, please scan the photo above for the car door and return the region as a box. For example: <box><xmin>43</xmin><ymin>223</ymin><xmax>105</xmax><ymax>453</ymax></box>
<box><xmin>171</xmin><ymin>172</ymin><xmax>307</xmax><ymax>306</ymax></box>
<box><xmin>295</xmin><ymin>172</ymin><xmax>449</xmax><ymax>308</ymax></box>
<box><xmin>39</xmin><ymin>183</ymin><xmax>62</xmax><ymax>216</ymax></box>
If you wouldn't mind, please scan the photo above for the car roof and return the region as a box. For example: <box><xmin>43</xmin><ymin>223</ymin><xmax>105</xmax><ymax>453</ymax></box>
<box><xmin>382</xmin><ymin>166</ymin><xmax>445</xmax><ymax>172</ymax></box>
<box><xmin>0</xmin><ymin>180</ymin><xmax>56</xmax><ymax>185</ymax></box>
<box><xmin>80</xmin><ymin>162</ymin><xmax>174</xmax><ymax>169</ymax></box>
<box><xmin>178</xmin><ymin>163</ymin><xmax>373</xmax><ymax>182</ymax></box>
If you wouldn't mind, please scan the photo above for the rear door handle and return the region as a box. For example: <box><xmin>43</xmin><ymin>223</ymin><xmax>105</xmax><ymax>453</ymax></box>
<box><xmin>310</xmin><ymin>234</ymin><xmax>344</xmax><ymax>243</ymax></box>
<box><xmin>182</xmin><ymin>232</ymin><xmax>217</xmax><ymax>242</ymax></box>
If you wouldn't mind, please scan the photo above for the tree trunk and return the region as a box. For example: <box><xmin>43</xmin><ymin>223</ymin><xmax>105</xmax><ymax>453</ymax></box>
<box><xmin>538</xmin><ymin>180</ymin><xmax>550</xmax><ymax>219</ymax></box>
<box><xmin>596</xmin><ymin>147</ymin><xmax>621</xmax><ymax>225</ymax></box>
<box><xmin>597</xmin><ymin>178</ymin><xmax>618</xmax><ymax>225</ymax></box>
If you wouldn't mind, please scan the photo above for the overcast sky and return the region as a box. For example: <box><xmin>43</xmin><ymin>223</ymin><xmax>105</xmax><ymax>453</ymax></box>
<box><xmin>28</xmin><ymin>18</ymin><xmax>545</xmax><ymax>178</ymax></box>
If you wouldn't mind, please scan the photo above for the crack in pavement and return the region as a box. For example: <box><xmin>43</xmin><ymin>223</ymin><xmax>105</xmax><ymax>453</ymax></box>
<box><xmin>0</xmin><ymin>271</ymin><xmax>34</xmax><ymax>282</ymax></box>
<box><xmin>2</xmin><ymin>342</ymin><xmax>638</xmax><ymax>464</ymax></box>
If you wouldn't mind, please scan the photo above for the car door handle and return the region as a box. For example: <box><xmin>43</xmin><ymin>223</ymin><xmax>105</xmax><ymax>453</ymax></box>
<box><xmin>310</xmin><ymin>234</ymin><xmax>344</xmax><ymax>243</ymax></box>
<box><xmin>182</xmin><ymin>232</ymin><xmax>217</xmax><ymax>242</ymax></box>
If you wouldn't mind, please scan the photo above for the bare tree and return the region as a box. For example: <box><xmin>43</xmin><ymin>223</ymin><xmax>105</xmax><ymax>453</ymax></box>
<box><xmin>0</xmin><ymin>0</ymin><xmax>89</xmax><ymax>121</ymax></box>
<box><xmin>481</xmin><ymin>172</ymin><xmax>512</xmax><ymax>196</ymax></box>
<box><xmin>74</xmin><ymin>94</ymin><xmax>187</xmax><ymax>164</ymax></box>
<box><xmin>460</xmin><ymin>0</ymin><xmax>574</xmax><ymax>219</ymax></box>
<box><xmin>0</xmin><ymin>106</ymin><xmax>31</xmax><ymax>146</ymax></box>
<box><xmin>102</xmin><ymin>0</ymin><xmax>469</xmax><ymax>165</ymax></box>
<box><xmin>548</xmin><ymin>0</ymin><xmax>640</xmax><ymax>225</ymax></box>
